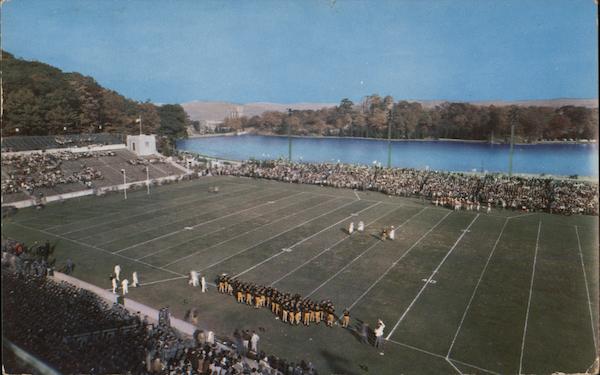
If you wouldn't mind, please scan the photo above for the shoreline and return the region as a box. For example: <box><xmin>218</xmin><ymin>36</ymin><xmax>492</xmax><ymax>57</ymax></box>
<box><xmin>182</xmin><ymin>132</ymin><xmax>598</xmax><ymax>146</ymax></box>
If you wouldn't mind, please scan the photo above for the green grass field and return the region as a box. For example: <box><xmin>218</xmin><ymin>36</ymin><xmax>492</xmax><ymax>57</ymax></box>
<box><xmin>3</xmin><ymin>176</ymin><xmax>598</xmax><ymax>375</ymax></box>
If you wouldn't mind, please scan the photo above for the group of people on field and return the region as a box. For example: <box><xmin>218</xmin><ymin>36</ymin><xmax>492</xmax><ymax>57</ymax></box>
<box><xmin>217</xmin><ymin>275</ymin><xmax>349</xmax><ymax>329</ymax></box>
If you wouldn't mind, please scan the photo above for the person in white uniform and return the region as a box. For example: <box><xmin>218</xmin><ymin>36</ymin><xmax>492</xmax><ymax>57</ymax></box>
<box><xmin>348</xmin><ymin>222</ymin><xmax>354</xmax><ymax>234</ymax></box>
<box><xmin>389</xmin><ymin>226</ymin><xmax>395</xmax><ymax>240</ymax></box>
<box><xmin>111</xmin><ymin>276</ymin><xmax>118</xmax><ymax>294</ymax></box>
<box><xmin>357</xmin><ymin>221</ymin><xmax>365</xmax><ymax>232</ymax></box>
<box><xmin>114</xmin><ymin>265</ymin><xmax>121</xmax><ymax>281</ymax></box>
<box><xmin>189</xmin><ymin>271</ymin><xmax>199</xmax><ymax>287</ymax></box>
<box><xmin>201</xmin><ymin>276</ymin><xmax>207</xmax><ymax>293</ymax></box>
<box><xmin>121</xmin><ymin>279</ymin><xmax>129</xmax><ymax>295</ymax></box>
<box><xmin>132</xmin><ymin>271</ymin><xmax>139</xmax><ymax>287</ymax></box>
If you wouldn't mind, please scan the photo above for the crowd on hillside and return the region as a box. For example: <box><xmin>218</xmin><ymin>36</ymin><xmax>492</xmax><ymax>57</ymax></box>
<box><xmin>207</xmin><ymin>160</ymin><xmax>598</xmax><ymax>216</ymax></box>
<box><xmin>1</xmin><ymin>151</ymin><xmax>113</xmax><ymax>195</ymax></box>
<box><xmin>1</xmin><ymin>239</ymin><xmax>317</xmax><ymax>374</ymax></box>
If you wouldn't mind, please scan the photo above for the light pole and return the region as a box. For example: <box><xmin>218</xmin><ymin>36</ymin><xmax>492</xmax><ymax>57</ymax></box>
<box><xmin>287</xmin><ymin>108</ymin><xmax>293</xmax><ymax>162</ymax></box>
<box><xmin>146</xmin><ymin>166</ymin><xmax>150</xmax><ymax>195</ymax></box>
<box><xmin>121</xmin><ymin>169</ymin><xmax>127</xmax><ymax>200</ymax></box>
<box><xmin>386</xmin><ymin>104</ymin><xmax>394</xmax><ymax>169</ymax></box>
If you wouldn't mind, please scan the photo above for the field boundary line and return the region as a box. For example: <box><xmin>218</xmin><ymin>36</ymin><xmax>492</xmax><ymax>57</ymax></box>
<box><xmin>347</xmin><ymin>211</ymin><xmax>452</xmax><ymax>310</ymax></box>
<box><xmin>518</xmin><ymin>220</ymin><xmax>542</xmax><ymax>375</ymax></box>
<box><xmin>448</xmin><ymin>358</ymin><xmax>502</xmax><ymax>375</ymax></box>
<box><xmin>575</xmin><ymin>225</ymin><xmax>598</xmax><ymax>353</ymax></box>
<box><xmin>270</xmin><ymin>205</ymin><xmax>409</xmax><ymax>286</ymax></box>
<box><xmin>233</xmin><ymin>202</ymin><xmax>382</xmax><ymax>278</ymax></box>
<box><xmin>386</xmin><ymin>214</ymin><xmax>480</xmax><ymax>340</ymax></box>
<box><xmin>446</xmin><ymin>358</ymin><xmax>464</xmax><ymax>374</ymax></box>
<box><xmin>58</xmin><ymin>183</ymin><xmax>256</xmax><ymax>235</ymax></box>
<box><xmin>85</xmin><ymin>187</ymin><xmax>282</xmax><ymax>243</ymax></box>
<box><xmin>112</xmin><ymin>191</ymin><xmax>304</xmax><ymax>254</ymax></box>
<box><xmin>446</xmin><ymin>217</ymin><xmax>509</xmax><ymax>357</ymax></box>
<box><xmin>136</xmin><ymin>193</ymin><xmax>316</xmax><ymax>260</ymax></box>
<box><xmin>303</xmin><ymin>207</ymin><xmax>427</xmax><ymax>297</ymax></box>
<box><xmin>196</xmin><ymin>199</ymin><xmax>360</xmax><ymax>273</ymax></box>
<box><xmin>10</xmin><ymin>222</ymin><xmax>186</xmax><ymax>279</ymax></box>
<box><xmin>44</xmin><ymin>179</ymin><xmax>248</xmax><ymax>231</ymax></box>
<box><xmin>161</xmin><ymin>197</ymin><xmax>345</xmax><ymax>267</ymax></box>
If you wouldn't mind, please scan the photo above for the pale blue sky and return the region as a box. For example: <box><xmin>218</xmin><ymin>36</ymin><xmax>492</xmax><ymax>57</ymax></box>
<box><xmin>2</xmin><ymin>0</ymin><xmax>598</xmax><ymax>104</ymax></box>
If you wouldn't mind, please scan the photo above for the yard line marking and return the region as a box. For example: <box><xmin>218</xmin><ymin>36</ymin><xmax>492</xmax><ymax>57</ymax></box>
<box><xmin>139</xmin><ymin>276</ymin><xmax>188</xmax><ymax>286</ymax></box>
<box><xmin>112</xmin><ymin>191</ymin><xmax>304</xmax><ymax>254</ymax></box>
<box><xmin>507</xmin><ymin>212</ymin><xmax>538</xmax><ymax>220</ymax></box>
<box><xmin>448</xmin><ymin>358</ymin><xmax>502</xmax><ymax>375</ymax></box>
<box><xmin>233</xmin><ymin>202</ymin><xmax>382</xmax><ymax>278</ymax></box>
<box><xmin>518</xmin><ymin>220</ymin><xmax>541</xmax><ymax>375</ymax></box>
<box><xmin>353</xmin><ymin>190</ymin><xmax>361</xmax><ymax>200</ymax></box>
<box><xmin>446</xmin><ymin>358</ymin><xmax>464</xmax><ymax>375</ymax></box>
<box><xmin>58</xmin><ymin>184</ymin><xmax>255</xmax><ymax>235</ymax></box>
<box><xmin>347</xmin><ymin>211</ymin><xmax>452</xmax><ymax>311</ymax></box>
<box><xmin>196</xmin><ymin>200</ymin><xmax>360</xmax><ymax>273</ymax></box>
<box><xmin>10</xmin><ymin>222</ymin><xmax>186</xmax><ymax>278</ymax></box>
<box><xmin>447</xmin><ymin>218</ymin><xmax>509</xmax><ymax>357</ymax></box>
<box><xmin>136</xmin><ymin>193</ymin><xmax>314</xmax><ymax>260</ymax></box>
<box><xmin>161</xmin><ymin>196</ymin><xmax>344</xmax><ymax>267</ymax></box>
<box><xmin>575</xmin><ymin>225</ymin><xmax>598</xmax><ymax>353</ymax></box>
<box><xmin>386</xmin><ymin>214</ymin><xmax>480</xmax><ymax>340</ymax></box>
<box><xmin>270</xmin><ymin>205</ymin><xmax>409</xmax><ymax>286</ymax></box>
<box><xmin>303</xmin><ymin>207</ymin><xmax>427</xmax><ymax>296</ymax></box>
<box><xmin>45</xmin><ymin>179</ymin><xmax>248</xmax><ymax>231</ymax></box>
<box><xmin>86</xmin><ymin>187</ymin><xmax>281</xmax><ymax>244</ymax></box>
<box><xmin>385</xmin><ymin>338</ymin><xmax>445</xmax><ymax>359</ymax></box>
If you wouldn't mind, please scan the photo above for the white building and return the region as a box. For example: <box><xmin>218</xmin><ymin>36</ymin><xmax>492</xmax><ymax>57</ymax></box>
<box><xmin>126</xmin><ymin>134</ymin><xmax>157</xmax><ymax>156</ymax></box>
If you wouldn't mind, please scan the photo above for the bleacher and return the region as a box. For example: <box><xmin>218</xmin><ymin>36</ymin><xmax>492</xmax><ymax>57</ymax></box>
<box><xmin>1</xmin><ymin>149</ymin><xmax>186</xmax><ymax>204</ymax></box>
<box><xmin>1</xmin><ymin>134</ymin><xmax>125</xmax><ymax>152</ymax></box>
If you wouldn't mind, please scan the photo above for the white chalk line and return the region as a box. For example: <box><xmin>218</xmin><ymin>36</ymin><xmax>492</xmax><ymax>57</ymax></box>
<box><xmin>386</xmin><ymin>214</ymin><xmax>480</xmax><ymax>340</ymax></box>
<box><xmin>112</xmin><ymin>191</ymin><xmax>304</xmax><ymax>254</ymax></box>
<box><xmin>52</xmin><ymin>181</ymin><xmax>252</xmax><ymax>234</ymax></box>
<box><xmin>195</xmin><ymin>199</ymin><xmax>361</xmax><ymax>273</ymax></box>
<box><xmin>446</xmin><ymin>358</ymin><xmax>464</xmax><ymax>375</ymax></box>
<box><xmin>233</xmin><ymin>202</ymin><xmax>382</xmax><ymax>278</ymax></box>
<box><xmin>575</xmin><ymin>225</ymin><xmax>598</xmax><ymax>354</ymax></box>
<box><xmin>269</xmin><ymin>204</ymin><xmax>408</xmax><ymax>286</ymax></box>
<box><xmin>10</xmin><ymin>222</ymin><xmax>186</xmax><ymax>279</ymax></box>
<box><xmin>304</xmin><ymin>207</ymin><xmax>428</xmax><ymax>298</ymax></box>
<box><xmin>93</xmin><ymin>187</ymin><xmax>285</xmax><ymax>246</ymax></box>
<box><xmin>447</xmin><ymin>358</ymin><xmax>502</xmax><ymax>375</ymax></box>
<box><xmin>518</xmin><ymin>220</ymin><xmax>541</xmax><ymax>375</ymax></box>
<box><xmin>446</xmin><ymin>217</ymin><xmax>509</xmax><ymax>357</ymax></box>
<box><xmin>161</xmin><ymin>196</ymin><xmax>345</xmax><ymax>268</ymax></box>
<box><xmin>136</xmin><ymin>192</ymin><xmax>315</xmax><ymax>261</ymax></box>
<box><xmin>347</xmin><ymin>211</ymin><xmax>452</xmax><ymax>311</ymax></box>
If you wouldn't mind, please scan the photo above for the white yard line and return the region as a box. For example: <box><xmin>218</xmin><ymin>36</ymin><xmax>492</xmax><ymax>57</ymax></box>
<box><xmin>139</xmin><ymin>276</ymin><xmax>217</xmax><ymax>288</ymax></box>
<box><xmin>304</xmin><ymin>207</ymin><xmax>428</xmax><ymax>297</ymax></box>
<box><xmin>446</xmin><ymin>358</ymin><xmax>464</xmax><ymax>375</ymax></box>
<box><xmin>574</xmin><ymin>225</ymin><xmax>598</xmax><ymax>353</ymax></box>
<box><xmin>58</xmin><ymin>184</ymin><xmax>256</xmax><ymax>235</ymax></box>
<box><xmin>233</xmin><ymin>202</ymin><xmax>381</xmax><ymax>278</ymax></box>
<box><xmin>386</xmin><ymin>214</ymin><xmax>480</xmax><ymax>340</ymax></box>
<box><xmin>446</xmin><ymin>218</ymin><xmax>509</xmax><ymax>357</ymax></box>
<box><xmin>507</xmin><ymin>212</ymin><xmax>538</xmax><ymax>220</ymax></box>
<box><xmin>112</xmin><ymin>191</ymin><xmax>304</xmax><ymax>254</ymax></box>
<box><xmin>347</xmin><ymin>211</ymin><xmax>452</xmax><ymax>311</ymax></box>
<box><xmin>518</xmin><ymin>220</ymin><xmax>542</xmax><ymax>375</ymax></box>
<box><xmin>448</xmin><ymin>358</ymin><xmax>502</xmax><ymax>375</ymax></box>
<box><xmin>10</xmin><ymin>222</ymin><xmax>186</xmax><ymax>278</ymax></box>
<box><xmin>136</xmin><ymin>193</ymin><xmax>313</xmax><ymax>260</ymax></box>
<box><xmin>353</xmin><ymin>190</ymin><xmax>361</xmax><ymax>200</ymax></box>
<box><xmin>385</xmin><ymin>338</ymin><xmax>446</xmax><ymax>359</ymax></box>
<box><xmin>196</xmin><ymin>200</ymin><xmax>360</xmax><ymax>273</ymax></box>
<box><xmin>161</xmin><ymin>197</ymin><xmax>344</xmax><ymax>268</ymax></box>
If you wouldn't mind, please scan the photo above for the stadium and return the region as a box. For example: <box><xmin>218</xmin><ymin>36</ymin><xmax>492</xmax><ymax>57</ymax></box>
<box><xmin>2</xmin><ymin>1</ymin><xmax>599</xmax><ymax>375</ymax></box>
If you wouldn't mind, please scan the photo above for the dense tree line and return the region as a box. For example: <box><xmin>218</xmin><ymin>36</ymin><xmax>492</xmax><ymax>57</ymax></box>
<box><xmin>1</xmin><ymin>51</ymin><xmax>188</xmax><ymax>152</ymax></box>
<box><xmin>220</xmin><ymin>95</ymin><xmax>598</xmax><ymax>142</ymax></box>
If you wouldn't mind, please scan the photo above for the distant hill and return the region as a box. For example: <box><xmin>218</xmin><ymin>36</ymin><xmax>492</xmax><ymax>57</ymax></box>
<box><xmin>182</xmin><ymin>99</ymin><xmax>597</xmax><ymax>122</ymax></box>
<box><xmin>181</xmin><ymin>101</ymin><xmax>336</xmax><ymax>122</ymax></box>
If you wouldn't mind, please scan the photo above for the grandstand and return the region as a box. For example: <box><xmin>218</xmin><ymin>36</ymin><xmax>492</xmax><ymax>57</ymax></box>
<box><xmin>1</xmin><ymin>133</ymin><xmax>125</xmax><ymax>152</ymax></box>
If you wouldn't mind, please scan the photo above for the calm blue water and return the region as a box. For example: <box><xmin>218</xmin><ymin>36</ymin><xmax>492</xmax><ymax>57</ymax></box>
<box><xmin>177</xmin><ymin>135</ymin><xmax>599</xmax><ymax>177</ymax></box>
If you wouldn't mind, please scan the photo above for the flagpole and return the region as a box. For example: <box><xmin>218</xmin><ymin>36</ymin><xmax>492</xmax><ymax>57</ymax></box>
<box><xmin>139</xmin><ymin>116</ymin><xmax>142</xmax><ymax>135</ymax></box>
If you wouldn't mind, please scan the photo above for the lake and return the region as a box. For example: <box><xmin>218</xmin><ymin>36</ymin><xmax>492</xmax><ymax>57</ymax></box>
<box><xmin>177</xmin><ymin>135</ymin><xmax>599</xmax><ymax>177</ymax></box>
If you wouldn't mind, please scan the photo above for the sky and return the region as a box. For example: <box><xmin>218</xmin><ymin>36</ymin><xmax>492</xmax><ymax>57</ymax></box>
<box><xmin>2</xmin><ymin>0</ymin><xmax>598</xmax><ymax>104</ymax></box>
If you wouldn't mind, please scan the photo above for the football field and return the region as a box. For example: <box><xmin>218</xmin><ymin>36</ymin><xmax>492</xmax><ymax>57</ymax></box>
<box><xmin>3</xmin><ymin>176</ymin><xmax>598</xmax><ymax>375</ymax></box>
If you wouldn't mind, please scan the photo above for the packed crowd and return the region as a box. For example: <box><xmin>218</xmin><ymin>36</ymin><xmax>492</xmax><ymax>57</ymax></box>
<box><xmin>129</xmin><ymin>156</ymin><xmax>170</xmax><ymax>166</ymax></box>
<box><xmin>210</xmin><ymin>160</ymin><xmax>598</xmax><ymax>215</ymax></box>
<box><xmin>2</xmin><ymin>241</ymin><xmax>317</xmax><ymax>374</ymax></box>
<box><xmin>217</xmin><ymin>276</ymin><xmax>347</xmax><ymax>329</ymax></box>
<box><xmin>1</xmin><ymin>151</ymin><xmax>113</xmax><ymax>194</ymax></box>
